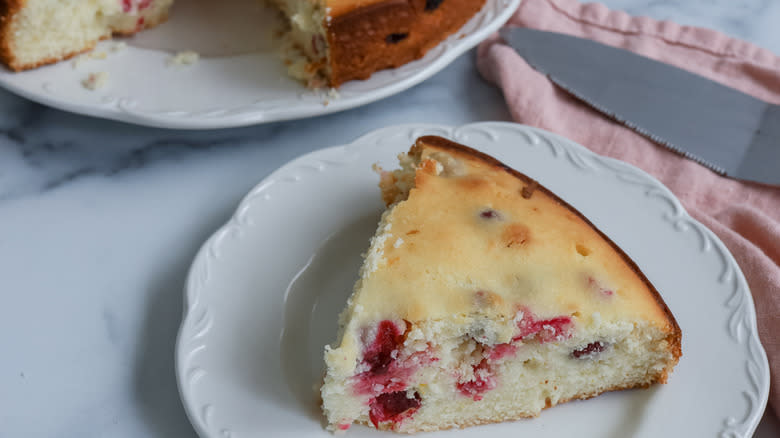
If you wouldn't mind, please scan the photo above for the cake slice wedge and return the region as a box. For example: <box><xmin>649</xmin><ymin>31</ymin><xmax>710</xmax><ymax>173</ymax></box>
<box><xmin>0</xmin><ymin>0</ymin><xmax>173</xmax><ymax>71</ymax></box>
<box><xmin>320</xmin><ymin>135</ymin><xmax>682</xmax><ymax>433</ymax></box>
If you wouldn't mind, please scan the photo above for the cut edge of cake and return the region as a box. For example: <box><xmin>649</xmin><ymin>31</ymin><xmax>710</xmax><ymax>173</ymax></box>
<box><xmin>0</xmin><ymin>0</ymin><xmax>173</xmax><ymax>72</ymax></box>
<box><xmin>269</xmin><ymin>0</ymin><xmax>331</xmax><ymax>88</ymax></box>
<box><xmin>320</xmin><ymin>135</ymin><xmax>681</xmax><ymax>433</ymax></box>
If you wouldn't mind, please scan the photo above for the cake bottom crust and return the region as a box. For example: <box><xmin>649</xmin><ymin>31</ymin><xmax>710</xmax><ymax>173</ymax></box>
<box><xmin>355</xmin><ymin>380</ymin><xmax>655</xmax><ymax>433</ymax></box>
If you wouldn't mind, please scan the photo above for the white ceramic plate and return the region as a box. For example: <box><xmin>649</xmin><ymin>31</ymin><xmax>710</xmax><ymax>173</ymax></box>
<box><xmin>0</xmin><ymin>0</ymin><xmax>519</xmax><ymax>129</ymax></box>
<box><xmin>175</xmin><ymin>123</ymin><xmax>769</xmax><ymax>438</ymax></box>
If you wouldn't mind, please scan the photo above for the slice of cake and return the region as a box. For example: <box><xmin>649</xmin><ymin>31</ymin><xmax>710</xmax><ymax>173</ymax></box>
<box><xmin>0</xmin><ymin>0</ymin><xmax>173</xmax><ymax>71</ymax></box>
<box><xmin>0</xmin><ymin>0</ymin><xmax>487</xmax><ymax>87</ymax></box>
<box><xmin>320</xmin><ymin>136</ymin><xmax>682</xmax><ymax>432</ymax></box>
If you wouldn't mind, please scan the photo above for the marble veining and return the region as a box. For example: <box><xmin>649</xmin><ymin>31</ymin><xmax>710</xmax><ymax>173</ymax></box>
<box><xmin>0</xmin><ymin>1</ymin><xmax>778</xmax><ymax>437</ymax></box>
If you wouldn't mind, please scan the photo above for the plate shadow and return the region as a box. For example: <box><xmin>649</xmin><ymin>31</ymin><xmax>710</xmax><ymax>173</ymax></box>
<box><xmin>280</xmin><ymin>211</ymin><xmax>381</xmax><ymax>422</ymax></box>
<box><xmin>132</xmin><ymin>209</ymin><xmax>235</xmax><ymax>437</ymax></box>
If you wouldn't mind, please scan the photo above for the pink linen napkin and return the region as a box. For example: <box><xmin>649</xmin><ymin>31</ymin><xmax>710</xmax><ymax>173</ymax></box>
<box><xmin>477</xmin><ymin>0</ymin><xmax>780</xmax><ymax>417</ymax></box>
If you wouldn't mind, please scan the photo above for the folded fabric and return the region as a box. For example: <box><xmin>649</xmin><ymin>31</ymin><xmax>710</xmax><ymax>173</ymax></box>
<box><xmin>477</xmin><ymin>0</ymin><xmax>780</xmax><ymax>418</ymax></box>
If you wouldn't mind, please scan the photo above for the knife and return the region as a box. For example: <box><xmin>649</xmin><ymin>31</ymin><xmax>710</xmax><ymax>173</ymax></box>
<box><xmin>499</xmin><ymin>27</ymin><xmax>780</xmax><ymax>186</ymax></box>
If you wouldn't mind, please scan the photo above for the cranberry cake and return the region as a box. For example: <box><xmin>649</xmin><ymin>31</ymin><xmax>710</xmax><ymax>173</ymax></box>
<box><xmin>320</xmin><ymin>136</ymin><xmax>681</xmax><ymax>432</ymax></box>
<box><xmin>0</xmin><ymin>0</ymin><xmax>487</xmax><ymax>87</ymax></box>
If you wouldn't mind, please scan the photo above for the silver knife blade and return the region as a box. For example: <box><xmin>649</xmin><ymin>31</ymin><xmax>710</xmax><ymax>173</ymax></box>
<box><xmin>499</xmin><ymin>27</ymin><xmax>780</xmax><ymax>186</ymax></box>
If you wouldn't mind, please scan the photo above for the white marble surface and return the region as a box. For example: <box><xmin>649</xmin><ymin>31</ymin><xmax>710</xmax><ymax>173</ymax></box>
<box><xmin>0</xmin><ymin>0</ymin><xmax>777</xmax><ymax>436</ymax></box>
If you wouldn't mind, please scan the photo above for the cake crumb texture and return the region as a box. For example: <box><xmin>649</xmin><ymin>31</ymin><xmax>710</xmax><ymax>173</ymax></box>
<box><xmin>167</xmin><ymin>50</ymin><xmax>199</xmax><ymax>66</ymax></box>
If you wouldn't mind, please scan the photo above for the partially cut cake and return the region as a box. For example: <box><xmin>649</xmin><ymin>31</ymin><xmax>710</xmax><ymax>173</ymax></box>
<box><xmin>320</xmin><ymin>136</ymin><xmax>682</xmax><ymax>432</ymax></box>
<box><xmin>270</xmin><ymin>0</ymin><xmax>487</xmax><ymax>87</ymax></box>
<box><xmin>0</xmin><ymin>0</ymin><xmax>487</xmax><ymax>87</ymax></box>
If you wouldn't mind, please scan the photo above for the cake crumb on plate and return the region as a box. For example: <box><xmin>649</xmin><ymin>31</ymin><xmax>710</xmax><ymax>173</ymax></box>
<box><xmin>82</xmin><ymin>72</ymin><xmax>109</xmax><ymax>91</ymax></box>
<box><xmin>110</xmin><ymin>42</ymin><xmax>127</xmax><ymax>53</ymax></box>
<box><xmin>167</xmin><ymin>51</ymin><xmax>200</xmax><ymax>67</ymax></box>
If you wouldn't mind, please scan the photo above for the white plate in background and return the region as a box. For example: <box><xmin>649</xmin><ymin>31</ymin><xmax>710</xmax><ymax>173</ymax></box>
<box><xmin>0</xmin><ymin>0</ymin><xmax>520</xmax><ymax>129</ymax></box>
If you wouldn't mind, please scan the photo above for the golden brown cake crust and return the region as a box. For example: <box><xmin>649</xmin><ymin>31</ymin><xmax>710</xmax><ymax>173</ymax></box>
<box><xmin>0</xmin><ymin>0</ymin><xmax>98</xmax><ymax>71</ymax></box>
<box><xmin>0</xmin><ymin>0</ymin><xmax>23</xmax><ymax>71</ymax></box>
<box><xmin>326</xmin><ymin>0</ymin><xmax>486</xmax><ymax>87</ymax></box>
<box><xmin>416</xmin><ymin>135</ymin><xmax>682</xmax><ymax>361</ymax></box>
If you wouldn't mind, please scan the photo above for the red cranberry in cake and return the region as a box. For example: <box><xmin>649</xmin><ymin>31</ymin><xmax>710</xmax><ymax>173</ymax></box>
<box><xmin>457</xmin><ymin>358</ymin><xmax>497</xmax><ymax>401</ymax></box>
<box><xmin>479</xmin><ymin>208</ymin><xmax>502</xmax><ymax>219</ymax></box>
<box><xmin>123</xmin><ymin>0</ymin><xmax>153</xmax><ymax>12</ymax></box>
<box><xmin>352</xmin><ymin>320</ymin><xmax>412</xmax><ymax>395</ymax></box>
<box><xmin>321</xmin><ymin>136</ymin><xmax>681</xmax><ymax>433</ymax></box>
<box><xmin>352</xmin><ymin>320</ymin><xmax>438</xmax><ymax>400</ymax></box>
<box><xmin>368</xmin><ymin>391</ymin><xmax>422</xmax><ymax>428</ymax></box>
<box><xmin>425</xmin><ymin>0</ymin><xmax>446</xmax><ymax>12</ymax></box>
<box><xmin>514</xmin><ymin>308</ymin><xmax>573</xmax><ymax>343</ymax></box>
<box><xmin>572</xmin><ymin>341</ymin><xmax>608</xmax><ymax>359</ymax></box>
<box><xmin>361</xmin><ymin>320</ymin><xmax>405</xmax><ymax>376</ymax></box>
<box><xmin>385</xmin><ymin>33</ymin><xmax>409</xmax><ymax>44</ymax></box>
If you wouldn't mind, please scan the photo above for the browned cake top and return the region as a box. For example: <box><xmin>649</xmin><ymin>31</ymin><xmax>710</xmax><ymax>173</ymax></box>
<box><xmin>345</xmin><ymin>136</ymin><xmax>678</xmax><ymax>329</ymax></box>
